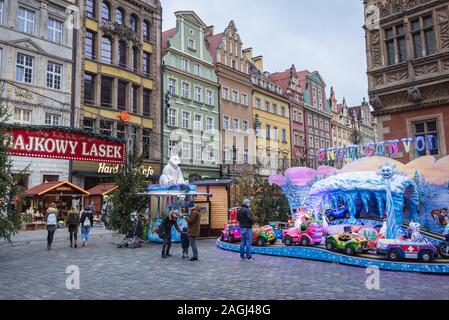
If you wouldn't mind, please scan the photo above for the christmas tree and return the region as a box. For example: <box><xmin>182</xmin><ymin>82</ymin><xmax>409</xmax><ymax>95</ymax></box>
<box><xmin>0</xmin><ymin>87</ymin><xmax>25</xmax><ymax>242</ymax></box>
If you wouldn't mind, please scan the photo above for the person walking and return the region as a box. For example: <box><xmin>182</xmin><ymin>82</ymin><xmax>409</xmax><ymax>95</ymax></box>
<box><xmin>80</xmin><ymin>205</ymin><xmax>94</xmax><ymax>247</ymax></box>
<box><xmin>159</xmin><ymin>210</ymin><xmax>182</xmax><ymax>258</ymax></box>
<box><xmin>237</xmin><ymin>199</ymin><xmax>254</xmax><ymax>261</ymax></box>
<box><xmin>186</xmin><ymin>207</ymin><xmax>201</xmax><ymax>262</ymax></box>
<box><xmin>45</xmin><ymin>203</ymin><xmax>58</xmax><ymax>250</ymax></box>
<box><xmin>66</xmin><ymin>207</ymin><xmax>80</xmax><ymax>248</ymax></box>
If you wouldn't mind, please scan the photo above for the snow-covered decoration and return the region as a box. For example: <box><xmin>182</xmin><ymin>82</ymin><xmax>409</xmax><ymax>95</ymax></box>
<box><xmin>159</xmin><ymin>155</ymin><xmax>188</xmax><ymax>185</ymax></box>
<box><xmin>309</xmin><ymin>164</ymin><xmax>420</xmax><ymax>239</ymax></box>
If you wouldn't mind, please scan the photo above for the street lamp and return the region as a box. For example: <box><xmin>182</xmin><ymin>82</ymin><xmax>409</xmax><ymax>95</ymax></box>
<box><xmin>232</xmin><ymin>144</ymin><xmax>237</xmax><ymax>206</ymax></box>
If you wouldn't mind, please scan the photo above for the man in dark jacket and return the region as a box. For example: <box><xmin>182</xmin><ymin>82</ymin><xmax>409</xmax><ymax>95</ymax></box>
<box><xmin>186</xmin><ymin>207</ymin><xmax>201</xmax><ymax>262</ymax></box>
<box><xmin>237</xmin><ymin>199</ymin><xmax>254</xmax><ymax>261</ymax></box>
<box><xmin>160</xmin><ymin>210</ymin><xmax>182</xmax><ymax>258</ymax></box>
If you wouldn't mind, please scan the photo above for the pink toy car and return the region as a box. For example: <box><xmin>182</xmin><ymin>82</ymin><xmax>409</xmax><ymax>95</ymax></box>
<box><xmin>282</xmin><ymin>222</ymin><xmax>324</xmax><ymax>246</ymax></box>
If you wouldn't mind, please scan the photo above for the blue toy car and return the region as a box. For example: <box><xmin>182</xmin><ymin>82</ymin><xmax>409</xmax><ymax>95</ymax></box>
<box><xmin>269</xmin><ymin>221</ymin><xmax>289</xmax><ymax>240</ymax></box>
<box><xmin>325</xmin><ymin>207</ymin><xmax>350</xmax><ymax>221</ymax></box>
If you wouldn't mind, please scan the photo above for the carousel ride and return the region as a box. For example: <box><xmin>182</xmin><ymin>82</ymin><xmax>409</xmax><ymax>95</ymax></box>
<box><xmin>216</xmin><ymin>162</ymin><xmax>449</xmax><ymax>273</ymax></box>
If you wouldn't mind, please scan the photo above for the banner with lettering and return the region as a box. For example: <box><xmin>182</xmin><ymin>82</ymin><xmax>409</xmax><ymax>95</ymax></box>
<box><xmin>5</xmin><ymin>127</ymin><xmax>126</xmax><ymax>164</ymax></box>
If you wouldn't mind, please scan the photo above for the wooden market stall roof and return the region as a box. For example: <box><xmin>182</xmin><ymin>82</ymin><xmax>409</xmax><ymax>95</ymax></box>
<box><xmin>86</xmin><ymin>183</ymin><xmax>117</xmax><ymax>196</ymax></box>
<box><xmin>23</xmin><ymin>181</ymin><xmax>90</xmax><ymax>197</ymax></box>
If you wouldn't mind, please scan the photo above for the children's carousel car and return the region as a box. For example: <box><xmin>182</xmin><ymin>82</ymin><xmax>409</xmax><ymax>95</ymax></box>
<box><xmin>376</xmin><ymin>239</ymin><xmax>438</xmax><ymax>262</ymax></box>
<box><xmin>325</xmin><ymin>232</ymin><xmax>369</xmax><ymax>256</ymax></box>
<box><xmin>220</xmin><ymin>222</ymin><xmax>241</xmax><ymax>243</ymax></box>
<box><xmin>325</xmin><ymin>207</ymin><xmax>350</xmax><ymax>221</ymax></box>
<box><xmin>269</xmin><ymin>221</ymin><xmax>289</xmax><ymax>240</ymax></box>
<box><xmin>252</xmin><ymin>225</ymin><xmax>276</xmax><ymax>246</ymax></box>
<box><xmin>282</xmin><ymin>222</ymin><xmax>324</xmax><ymax>246</ymax></box>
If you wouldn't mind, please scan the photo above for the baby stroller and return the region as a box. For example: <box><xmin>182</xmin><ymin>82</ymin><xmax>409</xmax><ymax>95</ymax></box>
<box><xmin>117</xmin><ymin>215</ymin><xmax>144</xmax><ymax>249</ymax></box>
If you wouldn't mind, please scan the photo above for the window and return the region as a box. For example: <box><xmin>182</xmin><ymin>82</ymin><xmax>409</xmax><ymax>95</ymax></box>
<box><xmin>182</xmin><ymin>111</ymin><xmax>190</xmax><ymax>129</ymax></box>
<box><xmin>13</xmin><ymin>108</ymin><xmax>31</xmax><ymax>124</ymax></box>
<box><xmin>168</xmin><ymin>78</ymin><xmax>176</xmax><ymax>95</ymax></box>
<box><xmin>207</xmin><ymin>144</ymin><xmax>215</xmax><ymax>161</ymax></box>
<box><xmin>84</xmin><ymin>73</ymin><xmax>95</xmax><ymax>104</ymax></box>
<box><xmin>182</xmin><ymin>141</ymin><xmax>191</xmax><ymax>160</ymax></box>
<box><xmin>242</xmin><ymin>120</ymin><xmax>248</xmax><ymax>133</ymax></box>
<box><xmin>131</xmin><ymin>85</ymin><xmax>138</xmax><ymax>113</ymax></box>
<box><xmin>281</xmin><ymin>106</ymin><xmax>286</xmax><ymax>117</ymax></box>
<box><xmin>182</xmin><ymin>82</ymin><xmax>190</xmax><ymax>98</ymax></box>
<box><xmin>142</xmin><ymin>129</ymin><xmax>150</xmax><ymax>159</ymax></box>
<box><xmin>243</xmin><ymin>149</ymin><xmax>249</xmax><ymax>164</ymax></box>
<box><xmin>143</xmin><ymin>52</ymin><xmax>151</xmax><ymax>75</ymax></box>
<box><xmin>131</xmin><ymin>46</ymin><xmax>138</xmax><ymax>72</ymax></box>
<box><xmin>273</xmin><ymin>127</ymin><xmax>278</xmax><ymax>141</ymax></box>
<box><xmin>86</xmin><ymin>0</ymin><xmax>96</xmax><ymax>18</ymax></box>
<box><xmin>385</xmin><ymin>24</ymin><xmax>406</xmax><ymax>65</ymax></box>
<box><xmin>168</xmin><ymin>140</ymin><xmax>177</xmax><ymax>156</ymax></box>
<box><xmin>232</xmin><ymin>90</ymin><xmax>239</xmax><ymax>103</ymax></box>
<box><xmin>101</xmin><ymin>76</ymin><xmax>113</xmax><ymax>107</ymax></box>
<box><xmin>85</xmin><ymin>31</ymin><xmax>96</xmax><ymax>60</ymax></box>
<box><xmin>48</xmin><ymin>18</ymin><xmax>63</xmax><ymax>44</ymax></box>
<box><xmin>115</xmin><ymin>123</ymin><xmax>125</xmax><ymax>140</ymax></box>
<box><xmin>413</xmin><ymin>119</ymin><xmax>439</xmax><ymax>156</ymax></box>
<box><xmin>17</xmin><ymin>7</ymin><xmax>34</xmax><ymax>34</ymax></box>
<box><xmin>233</xmin><ymin>118</ymin><xmax>239</xmax><ymax>131</ymax></box>
<box><xmin>282</xmin><ymin>129</ymin><xmax>287</xmax><ymax>143</ymax></box>
<box><xmin>206</xmin><ymin>117</ymin><xmax>213</xmax><ymax>131</ymax></box>
<box><xmin>168</xmin><ymin>108</ymin><xmax>177</xmax><ymax>126</ymax></box>
<box><xmin>16</xmin><ymin>53</ymin><xmax>33</xmax><ymax>83</ymax></box>
<box><xmin>182</xmin><ymin>58</ymin><xmax>189</xmax><ymax>72</ymax></box>
<box><xmin>142</xmin><ymin>89</ymin><xmax>151</xmax><ymax>117</ymax></box>
<box><xmin>101</xmin><ymin>37</ymin><xmax>112</xmax><ymax>64</ymax></box>
<box><xmin>308</xmin><ymin>114</ymin><xmax>312</xmax><ymax>126</ymax></box>
<box><xmin>83</xmin><ymin>118</ymin><xmax>95</xmax><ymax>132</ymax></box>
<box><xmin>46</xmin><ymin>62</ymin><xmax>62</xmax><ymax>90</ymax></box>
<box><xmin>143</xmin><ymin>21</ymin><xmax>150</xmax><ymax>42</ymax></box>
<box><xmin>241</xmin><ymin>93</ymin><xmax>248</xmax><ymax>106</ymax></box>
<box><xmin>294</xmin><ymin>133</ymin><xmax>299</xmax><ymax>146</ymax></box>
<box><xmin>45</xmin><ymin>113</ymin><xmax>61</xmax><ymax>126</ymax></box>
<box><xmin>314</xmin><ymin>116</ymin><xmax>318</xmax><ymax>128</ymax></box>
<box><xmin>118</xmin><ymin>41</ymin><xmax>127</xmax><ymax>67</ymax></box>
<box><xmin>101</xmin><ymin>2</ymin><xmax>110</xmax><ymax>21</ymax></box>
<box><xmin>117</xmin><ymin>80</ymin><xmax>127</xmax><ymax>111</ymax></box>
<box><xmin>194</xmin><ymin>143</ymin><xmax>202</xmax><ymax>161</ymax></box>
<box><xmin>0</xmin><ymin>0</ymin><xmax>3</xmax><ymax>25</ymax></box>
<box><xmin>309</xmin><ymin>135</ymin><xmax>314</xmax><ymax>148</ymax></box>
<box><xmin>266</xmin><ymin>124</ymin><xmax>271</xmax><ymax>139</ymax></box>
<box><xmin>272</xmin><ymin>104</ymin><xmax>277</xmax><ymax>114</ymax></box>
<box><xmin>194</xmin><ymin>87</ymin><xmax>201</xmax><ymax>102</ymax></box>
<box><xmin>130</xmin><ymin>126</ymin><xmax>138</xmax><ymax>146</ymax></box>
<box><xmin>188</xmin><ymin>38</ymin><xmax>195</xmax><ymax>50</ymax></box>
<box><xmin>315</xmin><ymin>137</ymin><xmax>320</xmax><ymax>149</ymax></box>
<box><xmin>99</xmin><ymin>120</ymin><xmax>113</xmax><ymax>136</ymax></box>
<box><xmin>412</xmin><ymin>15</ymin><xmax>435</xmax><ymax>59</ymax></box>
<box><xmin>224</xmin><ymin>147</ymin><xmax>231</xmax><ymax>161</ymax></box>
<box><xmin>319</xmin><ymin>119</ymin><xmax>324</xmax><ymax>130</ymax></box>
<box><xmin>231</xmin><ymin>60</ymin><xmax>236</xmax><ymax>69</ymax></box>
<box><xmin>194</xmin><ymin>63</ymin><xmax>200</xmax><ymax>76</ymax></box>
<box><xmin>205</xmin><ymin>89</ymin><xmax>213</xmax><ymax>105</ymax></box>
<box><xmin>115</xmin><ymin>8</ymin><xmax>124</xmax><ymax>24</ymax></box>
<box><xmin>194</xmin><ymin>114</ymin><xmax>202</xmax><ymax>131</ymax></box>
<box><xmin>265</xmin><ymin>102</ymin><xmax>270</xmax><ymax>112</ymax></box>
<box><xmin>325</xmin><ymin>121</ymin><xmax>329</xmax><ymax>131</ymax></box>
<box><xmin>130</xmin><ymin>14</ymin><xmax>138</xmax><ymax>32</ymax></box>
<box><xmin>255</xmin><ymin>98</ymin><xmax>261</xmax><ymax>109</ymax></box>
<box><xmin>223</xmin><ymin>116</ymin><xmax>230</xmax><ymax>130</ymax></box>
<box><xmin>222</xmin><ymin>87</ymin><xmax>228</xmax><ymax>100</ymax></box>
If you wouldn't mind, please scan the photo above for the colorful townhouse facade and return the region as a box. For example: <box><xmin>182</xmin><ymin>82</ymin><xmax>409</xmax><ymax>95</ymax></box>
<box><xmin>298</xmin><ymin>70</ymin><xmax>332</xmax><ymax>168</ymax></box>
<box><xmin>348</xmin><ymin>98</ymin><xmax>377</xmax><ymax>146</ymax></box>
<box><xmin>269</xmin><ymin>64</ymin><xmax>306</xmax><ymax>167</ymax></box>
<box><xmin>73</xmin><ymin>0</ymin><xmax>162</xmax><ymax>189</ymax></box>
<box><xmin>205</xmin><ymin>21</ymin><xmax>255</xmax><ymax>176</ymax></box>
<box><xmin>244</xmin><ymin>49</ymin><xmax>291</xmax><ymax>176</ymax></box>
<box><xmin>162</xmin><ymin>11</ymin><xmax>221</xmax><ymax>180</ymax></box>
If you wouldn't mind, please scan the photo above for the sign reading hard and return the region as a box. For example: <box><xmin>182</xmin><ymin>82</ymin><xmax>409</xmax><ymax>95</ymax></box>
<box><xmin>5</xmin><ymin>127</ymin><xmax>126</xmax><ymax>164</ymax></box>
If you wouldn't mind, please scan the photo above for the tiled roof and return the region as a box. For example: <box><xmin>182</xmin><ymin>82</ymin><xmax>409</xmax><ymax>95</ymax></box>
<box><xmin>86</xmin><ymin>183</ymin><xmax>117</xmax><ymax>196</ymax></box>
<box><xmin>206</xmin><ymin>32</ymin><xmax>224</xmax><ymax>64</ymax></box>
<box><xmin>23</xmin><ymin>181</ymin><xmax>90</xmax><ymax>196</ymax></box>
<box><xmin>162</xmin><ymin>27</ymin><xmax>177</xmax><ymax>52</ymax></box>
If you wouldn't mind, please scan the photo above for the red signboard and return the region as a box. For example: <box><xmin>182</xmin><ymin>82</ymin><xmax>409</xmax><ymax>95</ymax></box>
<box><xmin>5</xmin><ymin>128</ymin><xmax>126</xmax><ymax>164</ymax></box>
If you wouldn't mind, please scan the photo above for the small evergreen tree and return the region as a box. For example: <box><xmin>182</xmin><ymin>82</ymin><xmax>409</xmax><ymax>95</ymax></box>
<box><xmin>108</xmin><ymin>146</ymin><xmax>147</xmax><ymax>235</ymax></box>
<box><xmin>0</xmin><ymin>89</ymin><xmax>25</xmax><ymax>242</ymax></box>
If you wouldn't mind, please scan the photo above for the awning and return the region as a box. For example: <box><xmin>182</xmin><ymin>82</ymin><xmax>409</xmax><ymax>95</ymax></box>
<box><xmin>136</xmin><ymin>191</ymin><xmax>212</xmax><ymax>197</ymax></box>
<box><xmin>23</xmin><ymin>181</ymin><xmax>90</xmax><ymax>197</ymax></box>
<box><xmin>86</xmin><ymin>183</ymin><xmax>117</xmax><ymax>196</ymax></box>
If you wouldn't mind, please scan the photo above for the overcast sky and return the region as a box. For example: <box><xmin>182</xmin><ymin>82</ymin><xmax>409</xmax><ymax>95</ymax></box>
<box><xmin>161</xmin><ymin>0</ymin><xmax>368</xmax><ymax>107</ymax></box>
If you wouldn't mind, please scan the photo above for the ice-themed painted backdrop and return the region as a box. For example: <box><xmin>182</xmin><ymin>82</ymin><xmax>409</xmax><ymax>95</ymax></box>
<box><xmin>269</xmin><ymin>155</ymin><xmax>449</xmax><ymax>236</ymax></box>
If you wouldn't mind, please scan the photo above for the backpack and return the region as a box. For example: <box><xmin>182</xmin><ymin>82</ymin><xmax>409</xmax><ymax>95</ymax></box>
<box><xmin>68</xmin><ymin>214</ymin><xmax>77</xmax><ymax>227</ymax></box>
<box><xmin>47</xmin><ymin>213</ymin><xmax>57</xmax><ymax>225</ymax></box>
<box><xmin>82</xmin><ymin>214</ymin><xmax>91</xmax><ymax>227</ymax></box>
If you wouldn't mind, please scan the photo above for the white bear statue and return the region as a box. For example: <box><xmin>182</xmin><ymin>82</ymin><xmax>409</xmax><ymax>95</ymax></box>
<box><xmin>159</xmin><ymin>155</ymin><xmax>189</xmax><ymax>185</ymax></box>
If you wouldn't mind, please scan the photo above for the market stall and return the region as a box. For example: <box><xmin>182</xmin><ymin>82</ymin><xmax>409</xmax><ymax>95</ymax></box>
<box><xmin>21</xmin><ymin>181</ymin><xmax>90</xmax><ymax>230</ymax></box>
<box><xmin>86</xmin><ymin>183</ymin><xmax>117</xmax><ymax>214</ymax></box>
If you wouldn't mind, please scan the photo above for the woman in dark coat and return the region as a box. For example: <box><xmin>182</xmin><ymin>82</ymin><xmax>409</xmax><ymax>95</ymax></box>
<box><xmin>159</xmin><ymin>211</ymin><xmax>182</xmax><ymax>258</ymax></box>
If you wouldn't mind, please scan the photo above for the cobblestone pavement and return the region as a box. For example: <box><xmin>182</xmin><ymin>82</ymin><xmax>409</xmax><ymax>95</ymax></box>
<box><xmin>1</xmin><ymin>229</ymin><xmax>449</xmax><ymax>300</ymax></box>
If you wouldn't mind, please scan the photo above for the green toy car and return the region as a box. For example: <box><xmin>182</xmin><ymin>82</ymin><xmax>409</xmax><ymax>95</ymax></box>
<box><xmin>325</xmin><ymin>233</ymin><xmax>369</xmax><ymax>256</ymax></box>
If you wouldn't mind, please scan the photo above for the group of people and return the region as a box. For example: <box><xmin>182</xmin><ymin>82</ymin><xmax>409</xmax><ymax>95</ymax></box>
<box><xmin>44</xmin><ymin>202</ymin><xmax>95</xmax><ymax>250</ymax></box>
<box><xmin>159</xmin><ymin>207</ymin><xmax>201</xmax><ymax>262</ymax></box>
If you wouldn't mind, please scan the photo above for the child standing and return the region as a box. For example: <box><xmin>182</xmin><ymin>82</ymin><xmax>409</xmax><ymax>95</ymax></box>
<box><xmin>181</xmin><ymin>226</ymin><xmax>189</xmax><ymax>259</ymax></box>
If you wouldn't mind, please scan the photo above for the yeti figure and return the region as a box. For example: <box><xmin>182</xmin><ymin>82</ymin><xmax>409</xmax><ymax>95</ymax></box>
<box><xmin>159</xmin><ymin>155</ymin><xmax>188</xmax><ymax>185</ymax></box>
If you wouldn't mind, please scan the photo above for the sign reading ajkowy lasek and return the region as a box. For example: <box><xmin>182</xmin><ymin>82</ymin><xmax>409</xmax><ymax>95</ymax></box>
<box><xmin>4</xmin><ymin>127</ymin><xmax>126</xmax><ymax>164</ymax></box>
